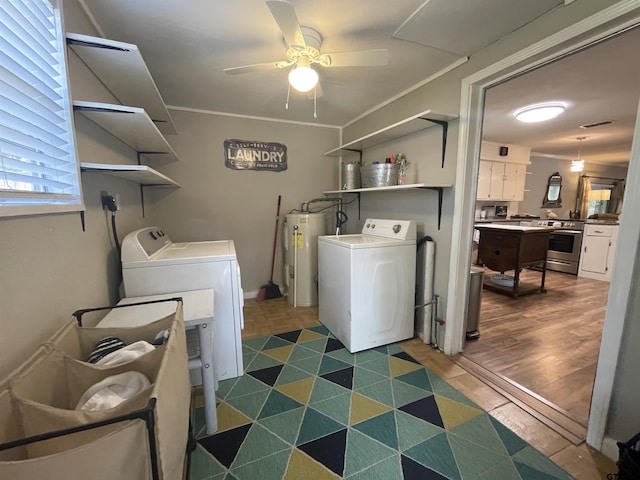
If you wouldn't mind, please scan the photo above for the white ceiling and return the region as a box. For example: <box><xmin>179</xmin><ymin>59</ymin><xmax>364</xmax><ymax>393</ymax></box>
<box><xmin>76</xmin><ymin>1</ymin><xmax>638</xmax><ymax>166</ymax></box>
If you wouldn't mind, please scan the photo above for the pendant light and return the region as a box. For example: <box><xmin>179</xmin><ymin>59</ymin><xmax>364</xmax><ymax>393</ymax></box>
<box><xmin>571</xmin><ymin>137</ymin><xmax>585</xmax><ymax>172</ymax></box>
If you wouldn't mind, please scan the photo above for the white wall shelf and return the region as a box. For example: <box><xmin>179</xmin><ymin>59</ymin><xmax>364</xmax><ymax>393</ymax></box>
<box><xmin>324</xmin><ymin>183</ymin><xmax>452</xmax><ymax>230</ymax></box>
<box><xmin>80</xmin><ymin>162</ymin><xmax>180</xmax><ymax>187</ymax></box>
<box><xmin>66</xmin><ymin>33</ymin><xmax>176</xmax><ymax>134</ymax></box>
<box><xmin>74</xmin><ymin>101</ymin><xmax>180</xmax><ymax>163</ymax></box>
<box><xmin>324</xmin><ymin>109</ymin><xmax>456</xmax><ymax>168</ymax></box>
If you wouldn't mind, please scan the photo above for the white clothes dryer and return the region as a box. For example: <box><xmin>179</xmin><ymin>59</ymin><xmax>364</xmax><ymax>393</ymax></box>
<box><xmin>318</xmin><ymin>219</ymin><xmax>416</xmax><ymax>353</ymax></box>
<box><xmin>121</xmin><ymin>227</ymin><xmax>244</xmax><ymax>381</ymax></box>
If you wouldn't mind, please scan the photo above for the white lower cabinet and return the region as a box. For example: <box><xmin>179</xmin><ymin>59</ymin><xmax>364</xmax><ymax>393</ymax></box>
<box><xmin>578</xmin><ymin>224</ymin><xmax>618</xmax><ymax>281</ymax></box>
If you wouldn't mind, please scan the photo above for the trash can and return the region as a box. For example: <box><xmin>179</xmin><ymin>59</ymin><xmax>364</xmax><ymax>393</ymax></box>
<box><xmin>466</xmin><ymin>266</ymin><xmax>484</xmax><ymax>340</ymax></box>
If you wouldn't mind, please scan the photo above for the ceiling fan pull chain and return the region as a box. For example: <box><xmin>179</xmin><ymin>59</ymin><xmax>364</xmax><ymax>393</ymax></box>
<box><xmin>314</xmin><ymin>86</ymin><xmax>317</xmax><ymax>119</ymax></box>
<box><xmin>285</xmin><ymin>83</ymin><xmax>291</xmax><ymax>110</ymax></box>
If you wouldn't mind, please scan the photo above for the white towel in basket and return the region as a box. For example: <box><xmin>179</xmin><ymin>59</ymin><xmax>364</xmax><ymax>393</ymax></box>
<box><xmin>76</xmin><ymin>371</ymin><xmax>151</xmax><ymax>411</ymax></box>
<box><xmin>96</xmin><ymin>341</ymin><xmax>155</xmax><ymax>366</ymax></box>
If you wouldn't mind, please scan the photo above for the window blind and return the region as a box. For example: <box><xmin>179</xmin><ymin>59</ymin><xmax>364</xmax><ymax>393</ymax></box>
<box><xmin>0</xmin><ymin>0</ymin><xmax>82</xmax><ymax>215</ymax></box>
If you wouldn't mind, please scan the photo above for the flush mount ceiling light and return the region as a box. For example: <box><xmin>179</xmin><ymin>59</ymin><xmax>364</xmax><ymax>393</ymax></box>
<box><xmin>515</xmin><ymin>103</ymin><xmax>566</xmax><ymax>123</ymax></box>
<box><xmin>288</xmin><ymin>57</ymin><xmax>318</xmax><ymax>92</ymax></box>
<box><xmin>571</xmin><ymin>136</ymin><xmax>586</xmax><ymax>172</ymax></box>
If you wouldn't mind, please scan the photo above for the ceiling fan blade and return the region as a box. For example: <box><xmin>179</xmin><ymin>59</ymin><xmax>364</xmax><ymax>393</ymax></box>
<box><xmin>266</xmin><ymin>0</ymin><xmax>306</xmax><ymax>48</ymax></box>
<box><xmin>224</xmin><ymin>61</ymin><xmax>289</xmax><ymax>75</ymax></box>
<box><xmin>322</xmin><ymin>49</ymin><xmax>389</xmax><ymax>67</ymax></box>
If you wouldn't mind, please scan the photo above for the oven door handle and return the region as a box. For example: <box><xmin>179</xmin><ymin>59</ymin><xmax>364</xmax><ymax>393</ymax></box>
<box><xmin>553</xmin><ymin>230</ymin><xmax>583</xmax><ymax>234</ymax></box>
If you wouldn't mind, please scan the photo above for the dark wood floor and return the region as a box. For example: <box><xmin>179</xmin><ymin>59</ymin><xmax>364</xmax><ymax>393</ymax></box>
<box><xmin>461</xmin><ymin>267</ymin><xmax>610</xmax><ymax>425</ymax></box>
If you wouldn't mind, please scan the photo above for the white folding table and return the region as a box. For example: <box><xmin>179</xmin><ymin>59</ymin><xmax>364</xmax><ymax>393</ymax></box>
<box><xmin>97</xmin><ymin>289</ymin><xmax>217</xmax><ymax>434</ymax></box>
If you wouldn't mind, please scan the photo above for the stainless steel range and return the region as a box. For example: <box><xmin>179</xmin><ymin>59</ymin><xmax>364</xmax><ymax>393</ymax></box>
<box><xmin>530</xmin><ymin>219</ymin><xmax>585</xmax><ymax>274</ymax></box>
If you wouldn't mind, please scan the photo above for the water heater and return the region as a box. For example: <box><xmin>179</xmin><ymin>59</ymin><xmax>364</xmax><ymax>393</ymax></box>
<box><xmin>283</xmin><ymin>213</ymin><xmax>326</xmax><ymax>306</ymax></box>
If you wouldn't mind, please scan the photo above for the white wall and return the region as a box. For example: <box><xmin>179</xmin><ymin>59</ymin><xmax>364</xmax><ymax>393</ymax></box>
<box><xmin>148</xmin><ymin>109</ymin><xmax>339</xmax><ymax>295</ymax></box>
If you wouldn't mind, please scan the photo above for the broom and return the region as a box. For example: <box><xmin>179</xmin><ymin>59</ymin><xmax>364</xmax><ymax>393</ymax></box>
<box><xmin>257</xmin><ymin>195</ymin><xmax>283</xmax><ymax>301</ymax></box>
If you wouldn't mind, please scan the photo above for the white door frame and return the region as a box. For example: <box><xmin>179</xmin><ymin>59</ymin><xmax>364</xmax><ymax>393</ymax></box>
<box><xmin>444</xmin><ymin>0</ymin><xmax>640</xmax><ymax>451</ymax></box>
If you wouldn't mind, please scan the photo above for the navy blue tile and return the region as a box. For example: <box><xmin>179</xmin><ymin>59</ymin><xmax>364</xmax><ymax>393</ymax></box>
<box><xmin>276</xmin><ymin>330</ymin><xmax>302</xmax><ymax>343</ymax></box>
<box><xmin>198</xmin><ymin>423</ymin><xmax>251</xmax><ymax>469</ymax></box>
<box><xmin>321</xmin><ymin>366</ymin><xmax>354</xmax><ymax>390</ymax></box>
<box><xmin>393</xmin><ymin>351</ymin><xmax>421</xmax><ymax>364</ymax></box>
<box><xmin>401</xmin><ymin>455</ymin><xmax>449</xmax><ymax>479</ymax></box>
<box><xmin>399</xmin><ymin>395</ymin><xmax>444</xmax><ymax>428</ymax></box>
<box><xmin>325</xmin><ymin>337</ymin><xmax>346</xmax><ymax>353</ymax></box>
<box><xmin>248</xmin><ymin>364</ymin><xmax>284</xmax><ymax>387</ymax></box>
<box><xmin>298</xmin><ymin>428</ymin><xmax>347</xmax><ymax>476</ymax></box>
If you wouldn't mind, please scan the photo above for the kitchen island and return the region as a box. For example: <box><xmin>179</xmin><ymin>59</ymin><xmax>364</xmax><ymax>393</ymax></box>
<box><xmin>475</xmin><ymin>224</ymin><xmax>555</xmax><ymax>298</ymax></box>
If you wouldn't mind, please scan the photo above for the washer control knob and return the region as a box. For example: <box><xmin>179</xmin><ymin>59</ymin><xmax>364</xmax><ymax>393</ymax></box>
<box><xmin>365</xmin><ymin>223</ymin><xmax>370</xmax><ymax>228</ymax></box>
<box><xmin>393</xmin><ymin>224</ymin><xmax>402</xmax><ymax>233</ymax></box>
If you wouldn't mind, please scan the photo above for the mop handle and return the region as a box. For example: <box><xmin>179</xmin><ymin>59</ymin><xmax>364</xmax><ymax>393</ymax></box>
<box><xmin>269</xmin><ymin>195</ymin><xmax>281</xmax><ymax>282</ymax></box>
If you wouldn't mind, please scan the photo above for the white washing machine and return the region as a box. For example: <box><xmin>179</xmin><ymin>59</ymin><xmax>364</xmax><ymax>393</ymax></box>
<box><xmin>318</xmin><ymin>218</ymin><xmax>417</xmax><ymax>353</ymax></box>
<box><xmin>121</xmin><ymin>226</ymin><xmax>244</xmax><ymax>381</ymax></box>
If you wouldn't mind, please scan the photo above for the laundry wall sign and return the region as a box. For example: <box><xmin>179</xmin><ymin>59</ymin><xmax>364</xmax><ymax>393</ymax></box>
<box><xmin>224</xmin><ymin>139</ymin><xmax>288</xmax><ymax>172</ymax></box>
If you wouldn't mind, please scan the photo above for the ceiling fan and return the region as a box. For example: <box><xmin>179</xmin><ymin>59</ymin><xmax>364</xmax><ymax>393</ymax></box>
<box><xmin>223</xmin><ymin>0</ymin><xmax>389</xmax><ymax>99</ymax></box>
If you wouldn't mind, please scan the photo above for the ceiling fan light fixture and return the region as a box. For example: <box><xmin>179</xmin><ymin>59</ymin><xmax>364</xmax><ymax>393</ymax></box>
<box><xmin>288</xmin><ymin>63</ymin><xmax>318</xmax><ymax>93</ymax></box>
<box><xmin>515</xmin><ymin>102</ymin><xmax>566</xmax><ymax>123</ymax></box>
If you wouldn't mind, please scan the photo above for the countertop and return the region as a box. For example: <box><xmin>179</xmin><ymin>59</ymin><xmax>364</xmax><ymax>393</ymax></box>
<box><xmin>474</xmin><ymin>224</ymin><xmax>555</xmax><ymax>232</ymax></box>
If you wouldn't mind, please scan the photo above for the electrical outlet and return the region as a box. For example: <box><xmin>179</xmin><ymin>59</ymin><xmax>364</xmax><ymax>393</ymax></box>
<box><xmin>100</xmin><ymin>191</ymin><xmax>119</xmax><ymax>212</ymax></box>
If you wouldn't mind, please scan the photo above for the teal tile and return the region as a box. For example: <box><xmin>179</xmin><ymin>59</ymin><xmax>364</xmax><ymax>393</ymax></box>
<box><xmin>395</xmin><ymin>410</ymin><xmax>443</xmax><ymax>451</ymax></box>
<box><xmin>344</xmin><ymin>428</ymin><xmax>396</xmax><ymax>477</ymax></box>
<box><xmin>224</xmin><ymin>475</ymin><xmax>238</xmax><ymax>480</ymax></box>
<box><xmin>318</xmin><ymin>355</ymin><xmax>351</xmax><ymax>375</ymax></box>
<box><xmin>356</xmin><ymin>379</ymin><xmax>394</xmax><ymax>407</ymax></box>
<box><xmin>326</xmin><ymin>347</ymin><xmax>356</xmax><ymax>365</ymax></box>
<box><xmin>476</xmin><ymin>458</ymin><xmax>526</xmax><ymax>480</ymax></box>
<box><xmin>231</xmin><ymin>448</ymin><xmax>291</xmax><ymax>480</ymax></box>
<box><xmin>352</xmin><ymin>411</ymin><xmax>398</xmax><ymax>450</ymax></box>
<box><xmin>258</xmin><ymin>407</ymin><xmax>305</xmax><ymax>445</ymax></box>
<box><xmin>345</xmin><ymin>454</ymin><xmax>403</xmax><ymax>480</ymax></box>
<box><xmin>243</xmin><ymin>336</ymin><xmax>268</xmax><ymax>351</ymax></box>
<box><xmin>489</xmin><ymin>416</ymin><xmax>529</xmax><ymax>456</ymax></box>
<box><xmin>394</xmin><ymin>368</ymin><xmax>433</xmax><ymax>392</ymax></box>
<box><xmin>309</xmin><ymin>377</ymin><xmax>350</xmax><ymax>404</ymax></box>
<box><xmin>404</xmin><ymin>432</ymin><xmax>461</xmax><ymax>480</ymax></box>
<box><xmin>246</xmin><ymin>352</ymin><xmax>283</xmax><ymax>372</ymax></box>
<box><xmin>310</xmin><ymin>392</ymin><xmax>351</xmax><ymax>426</ymax></box>
<box><xmin>274</xmin><ymin>364</ymin><xmax>313</xmax><ymax>386</ymax></box>
<box><xmin>242</xmin><ymin>349</ymin><xmax>258</xmax><ymax>370</ymax></box>
<box><xmin>215</xmin><ymin>377</ymin><xmax>240</xmax><ymax>401</ymax></box>
<box><xmin>307</xmin><ymin>325</ymin><xmax>330</xmax><ymax>336</ymax></box>
<box><xmin>226</xmin><ymin>390</ymin><xmax>270</xmax><ymax>420</ymax></box>
<box><xmin>258</xmin><ymin>390</ymin><xmax>304</xmax><ymax>420</ymax></box>
<box><xmin>448</xmin><ymin>431</ymin><xmax>509</xmax><ymax>479</ymax></box>
<box><xmin>288</xmin><ymin>344</ymin><xmax>319</xmax><ymax>362</ymax></box>
<box><xmin>387</xmin><ymin>345</ymin><xmax>405</xmax><ymax>355</ymax></box>
<box><xmin>391</xmin><ymin>378</ymin><xmax>431</xmax><ymax>407</ymax></box>
<box><xmin>296</xmin><ymin>407</ymin><xmax>344</xmax><ymax>445</ymax></box>
<box><xmin>358</xmin><ymin>356</ymin><xmax>390</xmax><ymax>376</ymax></box>
<box><xmin>354</xmin><ymin>349</ymin><xmax>388</xmax><ymax>366</ymax></box>
<box><xmin>516</xmin><ymin>461</ymin><xmax>569</xmax><ymax>480</ymax></box>
<box><xmin>434</xmin><ymin>384</ymin><xmax>479</xmax><ymax>409</ymax></box>
<box><xmin>301</xmin><ymin>338</ymin><xmax>328</xmax><ymax>353</ymax></box>
<box><xmin>189</xmin><ymin>443</ymin><xmax>226</xmax><ymax>480</ymax></box>
<box><xmin>513</xmin><ymin>446</ymin><xmax>573</xmax><ymax>480</ymax></box>
<box><xmin>450</xmin><ymin>414</ymin><xmax>510</xmax><ymax>457</ymax></box>
<box><xmin>193</xmin><ymin>405</ymin><xmax>207</xmax><ymax>438</ymax></box>
<box><xmin>353</xmin><ymin>366</ymin><xmax>388</xmax><ymax>390</ymax></box>
<box><xmin>263</xmin><ymin>336</ymin><xmax>293</xmax><ymax>350</ymax></box>
<box><xmin>232</xmin><ymin>423</ymin><xmax>290</xmax><ymax>468</ymax></box>
<box><xmin>226</xmin><ymin>374</ymin><xmax>270</xmax><ymax>399</ymax></box>
<box><xmin>289</xmin><ymin>354</ymin><xmax>322</xmax><ymax>375</ymax></box>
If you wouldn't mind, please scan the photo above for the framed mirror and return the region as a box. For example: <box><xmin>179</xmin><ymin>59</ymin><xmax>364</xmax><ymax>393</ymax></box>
<box><xmin>541</xmin><ymin>172</ymin><xmax>562</xmax><ymax>208</ymax></box>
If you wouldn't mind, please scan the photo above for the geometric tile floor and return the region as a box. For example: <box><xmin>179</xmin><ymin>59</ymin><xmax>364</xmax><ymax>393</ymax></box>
<box><xmin>189</xmin><ymin>326</ymin><xmax>574</xmax><ymax>479</ymax></box>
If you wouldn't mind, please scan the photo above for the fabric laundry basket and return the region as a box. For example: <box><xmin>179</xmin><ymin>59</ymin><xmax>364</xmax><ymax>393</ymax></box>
<box><xmin>0</xmin><ymin>298</ymin><xmax>191</xmax><ymax>480</ymax></box>
<box><xmin>617</xmin><ymin>432</ymin><xmax>640</xmax><ymax>479</ymax></box>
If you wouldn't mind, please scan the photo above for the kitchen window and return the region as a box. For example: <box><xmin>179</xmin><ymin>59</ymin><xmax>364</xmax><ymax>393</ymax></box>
<box><xmin>0</xmin><ymin>0</ymin><xmax>82</xmax><ymax>217</ymax></box>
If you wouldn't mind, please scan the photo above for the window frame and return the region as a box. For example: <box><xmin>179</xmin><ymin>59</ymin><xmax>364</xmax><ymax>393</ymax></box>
<box><xmin>0</xmin><ymin>0</ymin><xmax>84</xmax><ymax>218</ymax></box>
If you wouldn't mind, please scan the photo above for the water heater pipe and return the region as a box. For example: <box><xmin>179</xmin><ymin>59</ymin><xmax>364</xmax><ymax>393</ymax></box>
<box><xmin>293</xmin><ymin>225</ymin><xmax>299</xmax><ymax>307</ymax></box>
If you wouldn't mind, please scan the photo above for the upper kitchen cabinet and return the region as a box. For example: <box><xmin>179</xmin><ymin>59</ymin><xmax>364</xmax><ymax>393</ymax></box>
<box><xmin>477</xmin><ymin>141</ymin><xmax>530</xmax><ymax>201</ymax></box>
<box><xmin>66</xmin><ymin>33</ymin><xmax>176</xmax><ymax>134</ymax></box>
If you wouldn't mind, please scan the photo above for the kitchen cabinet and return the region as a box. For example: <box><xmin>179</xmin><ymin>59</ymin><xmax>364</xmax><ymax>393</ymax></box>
<box><xmin>578</xmin><ymin>224</ymin><xmax>618</xmax><ymax>281</ymax></box>
<box><xmin>323</xmin><ymin>108</ymin><xmax>456</xmax><ymax>229</ymax></box>
<box><xmin>477</xmin><ymin>161</ymin><xmax>527</xmax><ymax>201</ymax></box>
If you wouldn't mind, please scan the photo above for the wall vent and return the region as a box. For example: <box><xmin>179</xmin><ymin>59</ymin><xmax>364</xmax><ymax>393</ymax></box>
<box><xmin>580</xmin><ymin>120</ymin><xmax>615</xmax><ymax>129</ymax></box>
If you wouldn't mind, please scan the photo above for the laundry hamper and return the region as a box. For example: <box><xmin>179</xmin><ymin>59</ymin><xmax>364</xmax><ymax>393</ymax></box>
<box><xmin>0</xmin><ymin>298</ymin><xmax>191</xmax><ymax>480</ymax></box>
